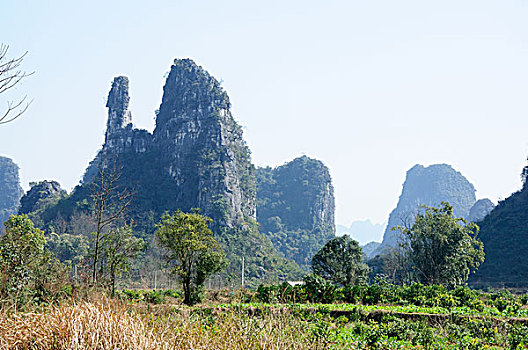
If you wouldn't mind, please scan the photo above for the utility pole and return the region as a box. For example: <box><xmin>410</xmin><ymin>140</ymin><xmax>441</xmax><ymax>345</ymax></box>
<box><xmin>241</xmin><ymin>256</ymin><xmax>245</xmax><ymax>289</ymax></box>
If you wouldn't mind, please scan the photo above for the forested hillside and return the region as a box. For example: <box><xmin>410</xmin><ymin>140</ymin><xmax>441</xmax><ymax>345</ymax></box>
<box><xmin>256</xmin><ymin>156</ymin><xmax>335</xmax><ymax>268</ymax></box>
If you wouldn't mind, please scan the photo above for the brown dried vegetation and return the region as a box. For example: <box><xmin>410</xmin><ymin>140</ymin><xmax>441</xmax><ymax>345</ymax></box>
<box><xmin>0</xmin><ymin>295</ymin><xmax>313</xmax><ymax>350</ymax></box>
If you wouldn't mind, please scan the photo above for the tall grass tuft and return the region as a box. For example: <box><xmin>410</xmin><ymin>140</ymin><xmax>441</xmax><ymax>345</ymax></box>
<box><xmin>0</xmin><ymin>295</ymin><xmax>316</xmax><ymax>349</ymax></box>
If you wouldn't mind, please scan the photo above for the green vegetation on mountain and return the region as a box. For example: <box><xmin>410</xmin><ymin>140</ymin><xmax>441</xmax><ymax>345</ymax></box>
<box><xmin>19</xmin><ymin>180</ymin><xmax>67</xmax><ymax>227</ymax></box>
<box><xmin>469</xmin><ymin>166</ymin><xmax>528</xmax><ymax>288</ymax></box>
<box><xmin>256</xmin><ymin>156</ymin><xmax>335</xmax><ymax>268</ymax></box>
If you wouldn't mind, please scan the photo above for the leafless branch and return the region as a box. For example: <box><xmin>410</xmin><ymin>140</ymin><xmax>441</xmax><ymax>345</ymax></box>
<box><xmin>0</xmin><ymin>44</ymin><xmax>33</xmax><ymax>124</ymax></box>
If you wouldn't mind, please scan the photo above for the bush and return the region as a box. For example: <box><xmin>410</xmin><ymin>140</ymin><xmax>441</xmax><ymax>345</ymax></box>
<box><xmin>303</xmin><ymin>274</ymin><xmax>337</xmax><ymax>303</ymax></box>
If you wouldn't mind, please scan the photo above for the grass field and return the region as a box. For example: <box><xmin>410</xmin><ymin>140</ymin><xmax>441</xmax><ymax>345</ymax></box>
<box><xmin>2</xmin><ymin>291</ymin><xmax>528</xmax><ymax>349</ymax></box>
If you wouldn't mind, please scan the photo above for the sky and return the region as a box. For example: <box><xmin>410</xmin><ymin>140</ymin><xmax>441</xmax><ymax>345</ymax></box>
<box><xmin>1</xmin><ymin>0</ymin><xmax>528</xmax><ymax>228</ymax></box>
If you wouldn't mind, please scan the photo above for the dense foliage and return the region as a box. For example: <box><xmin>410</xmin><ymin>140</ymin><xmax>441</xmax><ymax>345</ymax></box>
<box><xmin>312</xmin><ymin>235</ymin><xmax>369</xmax><ymax>286</ymax></box>
<box><xmin>396</xmin><ymin>202</ymin><xmax>485</xmax><ymax>288</ymax></box>
<box><xmin>18</xmin><ymin>180</ymin><xmax>66</xmax><ymax>227</ymax></box>
<box><xmin>255</xmin><ymin>279</ymin><xmax>528</xmax><ymax>316</ymax></box>
<box><xmin>156</xmin><ymin>211</ymin><xmax>226</xmax><ymax>305</ymax></box>
<box><xmin>0</xmin><ymin>215</ymin><xmax>68</xmax><ymax>308</ymax></box>
<box><xmin>256</xmin><ymin>156</ymin><xmax>335</xmax><ymax>268</ymax></box>
<box><xmin>470</xmin><ymin>183</ymin><xmax>528</xmax><ymax>288</ymax></box>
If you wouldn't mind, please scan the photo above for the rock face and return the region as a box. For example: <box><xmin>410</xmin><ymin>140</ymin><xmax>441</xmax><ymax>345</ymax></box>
<box><xmin>0</xmin><ymin>156</ymin><xmax>23</xmax><ymax>228</ymax></box>
<box><xmin>152</xmin><ymin>60</ymin><xmax>255</xmax><ymax>228</ymax></box>
<box><xmin>467</xmin><ymin>198</ymin><xmax>495</xmax><ymax>223</ymax></box>
<box><xmin>374</xmin><ymin>164</ymin><xmax>476</xmax><ymax>255</ymax></box>
<box><xmin>256</xmin><ymin>156</ymin><xmax>336</xmax><ymax>267</ymax></box>
<box><xmin>81</xmin><ymin>60</ymin><xmax>255</xmax><ymax>229</ymax></box>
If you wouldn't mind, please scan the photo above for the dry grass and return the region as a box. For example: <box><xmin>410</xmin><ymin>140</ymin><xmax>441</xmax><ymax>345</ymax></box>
<box><xmin>0</xmin><ymin>296</ymin><xmax>316</xmax><ymax>350</ymax></box>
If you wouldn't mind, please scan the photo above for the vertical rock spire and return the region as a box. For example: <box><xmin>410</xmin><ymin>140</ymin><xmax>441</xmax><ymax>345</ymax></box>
<box><xmin>105</xmin><ymin>76</ymin><xmax>131</xmax><ymax>141</ymax></box>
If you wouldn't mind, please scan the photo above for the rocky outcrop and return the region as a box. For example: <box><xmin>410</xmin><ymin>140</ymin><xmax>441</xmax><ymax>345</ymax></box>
<box><xmin>0</xmin><ymin>156</ymin><xmax>23</xmax><ymax>228</ymax></box>
<box><xmin>467</xmin><ymin>198</ymin><xmax>495</xmax><ymax>223</ymax></box>
<box><xmin>81</xmin><ymin>61</ymin><xmax>255</xmax><ymax>230</ymax></box>
<box><xmin>256</xmin><ymin>156</ymin><xmax>335</xmax><ymax>267</ymax></box>
<box><xmin>374</xmin><ymin>164</ymin><xmax>476</xmax><ymax>256</ymax></box>
<box><xmin>105</xmin><ymin>76</ymin><xmax>132</xmax><ymax>140</ymax></box>
<box><xmin>152</xmin><ymin>59</ymin><xmax>255</xmax><ymax>228</ymax></box>
<box><xmin>19</xmin><ymin>181</ymin><xmax>66</xmax><ymax>216</ymax></box>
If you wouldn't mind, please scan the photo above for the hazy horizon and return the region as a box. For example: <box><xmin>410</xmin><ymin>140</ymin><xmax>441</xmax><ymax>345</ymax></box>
<box><xmin>2</xmin><ymin>0</ymin><xmax>528</xmax><ymax>227</ymax></box>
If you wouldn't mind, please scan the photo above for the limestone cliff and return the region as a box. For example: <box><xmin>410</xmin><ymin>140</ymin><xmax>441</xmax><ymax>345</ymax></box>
<box><xmin>82</xmin><ymin>60</ymin><xmax>254</xmax><ymax>229</ymax></box>
<box><xmin>256</xmin><ymin>156</ymin><xmax>336</xmax><ymax>267</ymax></box>
<box><xmin>467</xmin><ymin>198</ymin><xmax>495</xmax><ymax>223</ymax></box>
<box><xmin>0</xmin><ymin>156</ymin><xmax>23</xmax><ymax>228</ymax></box>
<box><xmin>374</xmin><ymin>164</ymin><xmax>476</xmax><ymax>255</ymax></box>
<box><xmin>37</xmin><ymin>58</ymin><xmax>299</xmax><ymax>283</ymax></box>
<box><xmin>152</xmin><ymin>59</ymin><xmax>256</xmax><ymax>228</ymax></box>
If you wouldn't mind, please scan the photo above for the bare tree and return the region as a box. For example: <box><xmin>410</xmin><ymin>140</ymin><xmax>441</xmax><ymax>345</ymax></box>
<box><xmin>0</xmin><ymin>44</ymin><xmax>32</xmax><ymax>124</ymax></box>
<box><xmin>90</xmin><ymin>158</ymin><xmax>132</xmax><ymax>285</ymax></box>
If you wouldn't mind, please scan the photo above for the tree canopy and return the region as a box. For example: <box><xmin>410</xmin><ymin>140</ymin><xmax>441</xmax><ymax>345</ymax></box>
<box><xmin>155</xmin><ymin>210</ymin><xmax>226</xmax><ymax>305</ymax></box>
<box><xmin>395</xmin><ymin>202</ymin><xmax>485</xmax><ymax>288</ymax></box>
<box><xmin>311</xmin><ymin>235</ymin><xmax>369</xmax><ymax>286</ymax></box>
<box><xmin>0</xmin><ymin>215</ymin><xmax>66</xmax><ymax>307</ymax></box>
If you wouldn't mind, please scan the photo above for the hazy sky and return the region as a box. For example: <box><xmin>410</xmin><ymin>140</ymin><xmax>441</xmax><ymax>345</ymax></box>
<box><xmin>2</xmin><ymin>0</ymin><xmax>528</xmax><ymax>227</ymax></box>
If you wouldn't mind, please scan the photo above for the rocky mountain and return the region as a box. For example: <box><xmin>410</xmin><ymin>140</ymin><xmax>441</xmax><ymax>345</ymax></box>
<box><xmin>467</xmin><ymin>198</ymin><xmax>495</xmax><ymax>223</ymax></box>
<box><xmin>256</xmin><ymin>156</ymin><xmax>335</xmax><ymax>267</ymax></box>
<box><xmin>336</xmin><ymin>219</ymin><xmax>384</xmax><ymax>245</ymax></box>
<box><xmin>374</xmin><ymin>164</ymin><xmax>476</xmax><ymax>256</ymax></box>
<box><xmin>34</xmin><ymin>59</ymin><xmax>300</xmax><ymax>284</ymax></box>
<box><xmin>81</xmin><ymin>61</ymin><xmax>255</xmax><ymax>229</ymax></box>
<box><xmin>0</xmin><ymin>156</ymin><xmax>23</xmax><ymax>228</ymax></box>
<box><xmin>469</xmin><ymin>161</ymin><xmax>528</xmax><ymax>288</ymax></box>
<box><xmin>19</xmin><ymin>180</ymin><xmax>67</xmax><ymax>226</ymax></box>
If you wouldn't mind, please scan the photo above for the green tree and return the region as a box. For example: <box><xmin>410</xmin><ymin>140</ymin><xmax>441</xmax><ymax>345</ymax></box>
<box><xmin>311</xmin><ymin>235</ymin><xmax>369</xmax><ymax>286</ymax></box>
<box><xmin>46</xmin><ymin>232</ymin><xmax>89</xmax><ymax>267</ymax></box>
<box><xmin>0</xmin><ymin>215</ymin><xmax>66</xmax><ymax>307</ymax></box>
<box><xmin>155</xmin><ymin>210</ymin><xmax>226</xmax><ymax>305</ymax></box>
<box><xmin>101</xmin><ymin>225</ymin><xmax>144</xmax><ymax>297</ymax></box>
<box><xmin>395</xmin><ymin>202</ymin><xmax>485</xmax><ymax>287</ymax></box>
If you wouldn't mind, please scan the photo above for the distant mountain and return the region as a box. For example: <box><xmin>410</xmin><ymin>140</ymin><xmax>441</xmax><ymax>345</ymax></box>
<box><xmin>467</xmin><ymin>198</ymin><xmax>495</xmax><ymax>223</ymax></box>
<box><xmin>256</xmin><ymin>156</ymin><xmax>335</xmax><ymax>268</ymax></box>
<box><xmin>0</xmin><ymin>156</ymin><xmax>23</xmax><ymax>229</ymax></box>
<box><xmin>361</xmin><ymin>241</ymin><xmax>381</xmax><ymax>259</ymax></box>
<box><xmin>374</xmin><ymin>164</ymin><xmax>476</xmax><ymax>256</ymax></box>
<box><xmin>336</xmin><ymin>219</ymin><xmax>384</xmax><ymax>245</ymax></box>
